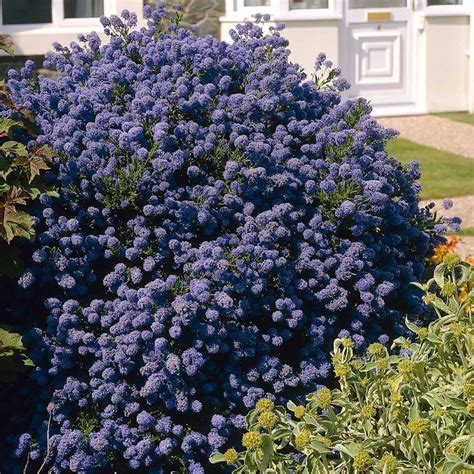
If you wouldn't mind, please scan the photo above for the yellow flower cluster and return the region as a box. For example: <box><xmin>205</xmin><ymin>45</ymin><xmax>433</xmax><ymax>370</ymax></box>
<box><xmin>417</xmin><ymin>327</ymin><xmax>428</xmax><ymax>340</ymax></box>
<box><xmin>463</xmin><ymin>383</ymin><xmax>474</xmax><ymax>398</ymax></box>
<box><xmin>440</xmin><ymin>281</ymin><xmax>456</xmax><ymax>297</ymax></box>
<box><xmin>258</xmin><ymin>410</ymin><xmax>277</xmax><ymax>430</ymax></box>
<box><xmin>407</xmin><ymin>418</ymin><xmax>430</xmax><ymax>434</ymax></box>
<box><xmin>223</xmin><ymin>448</ymin><xmax>239</xmax><ymax>464</ymax></box>
<box><xmin>294</xmin><ymin>431</ymin><xmax>311</xmax><ymax>451</ymax></box>
<box><xmin>341</xmin><ymin>337</ymin><xmax>354</xmax><ymax>348</ymax></box>
<box><xmin>353</xmin><ymin>449</ymin><xmax>372</xmax><ymax>471</ymax></box>
<box><xmin>377</xmin><ymin>453</ymin><xmax>397</xmax><ymax>473</ymax></box>
<box><xmin>242</xmin><ymin>431</ymin><xmax>263</xmax><ymax>450</ymax></box>
<box><xmin>314</xmin><ymin>387</ymin><xmax>332</xmax><ymax>409</ymax></box>
<box><xmin>334</xmin><ymin>363</ymin><xmax>351</xmax><ymax>378</ymax></box>
<box><xmin>360</xmin><ymin>404</ymin><xmax>376</xmax><ymax>419</ymax></box>
<box><xmin>367</xmin><ymin>342</ymin><xmax>384</xmax><ymax>357</ymax></box>
<box><xmin>294</xmin><ymin>405</ymin><xmax>306</xmax><ymax>419</ymax></box>
<box><xmin>398</xmin><ymin>359</ymin><xmax>415</xmax><ymax>377</ymax></box>
<box><xmin>255</xmin><ymin>397</ymin><xmax>274</xmax><ymax>413</ymax></box>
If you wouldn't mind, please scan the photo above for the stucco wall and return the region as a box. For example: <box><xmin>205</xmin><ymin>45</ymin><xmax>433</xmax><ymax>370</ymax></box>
<box><xmin>147</xmin><ymin>0</ymin><xmax>225</xmax><ymax>38</ymax></box>
<box><xmin>220</xmin><ymin>20</ymin><xmax>340</xmax><ymax>77</ymax></box>
<box><xmin>425</xmin><ymin>15</ymin><xmax>470</xmax><ymax>113</ymax></box>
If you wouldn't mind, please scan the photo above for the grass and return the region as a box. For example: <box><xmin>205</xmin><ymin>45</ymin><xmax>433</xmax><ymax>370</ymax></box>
<box><xmin>434</xmin><ymin>112</ymin><xmax>474</xmax><ymax>127</ymax></box>
<box><xmin>385</xmin><ymin>138</ymin><xmax>474</xmax><ymax>200</ymax></box>
<box><xmin>452</xmin><ymin>227</ymin><xmax>474</xmax><ymax>237</ymax></box>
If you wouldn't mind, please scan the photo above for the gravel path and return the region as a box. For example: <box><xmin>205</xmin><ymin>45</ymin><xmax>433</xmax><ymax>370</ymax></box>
<box><xmin>419</xmin><ymin>195</ymin><xmax>474</xmax><ymax>259</ymax></box>
<box><xmin>379</xmin><ymin>115</ymin><xmax>474</xmax><ymax>159</ymax></box>
<box><xmin>456</xmin><ymin>236</ymin><xmax>474</xmax><ymax>260</ymax></box>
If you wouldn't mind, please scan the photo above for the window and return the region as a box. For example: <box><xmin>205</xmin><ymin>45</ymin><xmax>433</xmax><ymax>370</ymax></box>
<box><xmin>349</xmin><ymin>0</ymin><xmax>406</xmax><ymax>7</ymax></box>
<box><xmin>1</xmin><ymin>0</ymin><xmax>107</xmax><ymax>25</ymax></box>
<box><xmin>427</xmin><ymin>0</ymin><xmax>462</xmax><ymax>4</ymax></box>
<box><xmin>243</xmin><ymin>0</ymin><xmax>270</xmax><ymax>5</ymax></box>
<box><xmin>2</xmin><ymin>0</ymin><xmax>52</xmax><ymax>24</ymax></box>
<box><xmin>289</xmin><ymin>0</ymin><xmax>329</xmax><ymax>9</ymax></box>
<box><xmin>64</xmin><ymin>0</ymin><xmax>104</xmax><ymax>18</ymax></box>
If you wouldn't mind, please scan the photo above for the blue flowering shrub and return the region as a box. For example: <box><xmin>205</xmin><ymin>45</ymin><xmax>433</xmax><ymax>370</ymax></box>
<box><xmin>212</xmin><ymin>256</ymin><xmax>474</xmax><ymax>473</ymax></box>
<box><xmin>4</xmin><ymin>4</ymin><xmax>445</xmax><ymax>472</ymax></box>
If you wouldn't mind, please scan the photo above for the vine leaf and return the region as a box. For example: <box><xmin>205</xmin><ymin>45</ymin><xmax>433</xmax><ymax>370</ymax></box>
<box><xmin>0</xmin><ymin>119</ymin><xmax>20</xmax><ymax>138</ymax></box>
<box><xmin>0</xmin><ymin>210</ymin><xmax>35</xmax><ymax>243</ymax></box>
<box><xmin>1</xmin><ymin>186</ymin><xmax>29</xmax><ymax>213</ymax></box>
<box><xmin>13</xmin><ymin>153</ymin><xmax>50</xmax><ymax>183</ymax></box>
<box><xmin>2</xmin><ymin>140</ymin><xmax>28</xmax><ymax>157</ymax></box>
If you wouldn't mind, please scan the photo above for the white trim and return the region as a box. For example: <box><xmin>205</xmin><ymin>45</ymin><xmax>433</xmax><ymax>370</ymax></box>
<box><xmin>467</xmin><ymin>0</ymin><xmax>474</xmax><ymax>112</ymax></box>
<box><xmin>0</xmin><ymin>0</ymin><xmax>144</xmax><ymax>56</ymax></box>
<box><xmin>223</xmin><ymin>0</ymin><xmax>341</xmax><ymax>21</ymax></box>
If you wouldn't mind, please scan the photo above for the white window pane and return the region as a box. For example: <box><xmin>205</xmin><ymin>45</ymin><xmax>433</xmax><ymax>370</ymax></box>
<box><xmin>244</xmin><ymin>0</ymin><xmax>271</xmax><ymax>6</ymax></box>
<box><xmin>349</xmin><ymin>0</ymin><xmax>406</xmax><ymax>7</ymax></box>
<box><xmin>290</xmin><ymin>0</ymin><xmax>329</xmax><ymax>8</ymax></box>
<box><xmin>427</xmin><ymin>0</ymin><xmax>462</xmax><ymax>4</ymax></box>
<box><xmin>64</xmin><ymin>0</ymin><xmax>104</xmax><ymax>18</ymax></box>
<box><xmin>2</xmin><ymin>0</ymin><xmax>52</xmax><ymax>24</ymax></box>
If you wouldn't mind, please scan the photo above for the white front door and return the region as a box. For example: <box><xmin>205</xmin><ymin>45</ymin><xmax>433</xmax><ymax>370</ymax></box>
<box><xmin>344</xmin><ymin>1</ymin><xmax>418</xmax><ymax>116</ymax></box>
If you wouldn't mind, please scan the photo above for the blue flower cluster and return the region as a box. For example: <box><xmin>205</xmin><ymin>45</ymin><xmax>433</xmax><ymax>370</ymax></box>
<box><xmin>5</xmin><ymin>4</ymin><xmax>443</xmax><ymax>472</ymax></box>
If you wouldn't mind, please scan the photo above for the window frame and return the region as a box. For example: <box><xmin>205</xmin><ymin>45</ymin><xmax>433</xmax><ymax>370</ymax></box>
<box><xmin>230</xmin><ymin>0</ymin><xmax>342</xmax><ymax>20</ymax></box>
<box><xmin>423</xmin><ymin>0</ymin><xmax>471</xmax><ymax>16</ymax></box>
<box><xmin>0</xmin><ymin>0</ymin><xmax>114</xmax><ymax>29</ymax></box>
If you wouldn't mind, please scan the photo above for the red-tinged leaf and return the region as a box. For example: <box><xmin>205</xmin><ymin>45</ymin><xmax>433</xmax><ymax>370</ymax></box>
<box><xmin>27</xmin><ymin>154</ymin><xmax>50</xmax><ymax>182</ymax></box>
<box><xmin>12</xmin><ymin>153</ymin><xmax>50</xmax><ymax>183</ymax></box>
<box><xmin>31</xmin><ymin>145</ymin><xmax>55</xmax><ymax>161</ymax></box>
<box><xmin>0</xmin><ymin>186</ymin><xmax>29</xmax><ymax>213</ymax></box>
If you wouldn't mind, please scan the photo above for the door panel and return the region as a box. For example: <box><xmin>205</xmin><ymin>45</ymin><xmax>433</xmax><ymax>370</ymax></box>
<box><xmin>345</xmin><ymin>2</ymin><xmax>416</xmax><ymax>112</ymax></box>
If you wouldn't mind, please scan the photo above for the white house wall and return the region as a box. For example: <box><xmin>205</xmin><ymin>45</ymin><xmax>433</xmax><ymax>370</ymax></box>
<box><xmin>220</xmin><ymin>19</ymin><xmax>340</xmax><ymax>81</ymax></box>
<box><xmin>425</xmin><ymin>15</ymin><xmax>470</xmax><ymax>113</ymax></box>
<box><xmin>0</xmin><ymin>0</ymin><xmax>143</xmax><ymax>57</ymax></box>
<box><xmin>2</xmin><ymin>27</ymin><xmax>109</xmax><ymax>56</ymax></box>
<box><xmin>221</xmin><ymin>3</ymin><xmax>474</xmax><ymax>115</ymax></box>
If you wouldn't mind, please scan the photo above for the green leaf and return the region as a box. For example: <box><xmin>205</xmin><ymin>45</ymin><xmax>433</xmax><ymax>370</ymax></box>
<box><xmin>433</xmin><ymin>263</ymin><xmax>447</xmax><ymax>288</ymax></box>
<box><xmin>0</xmin><ymin>181</ymin><xmax>10</xmax><ymax>193</ymax></box>
<box><xmin>0</xmin><ymin>325</ymin><xmax>25</xmax><ymax>353</ymax></box>
<box><xmin>209</xmin><ymin>453</ymin><xmax>226</xmax><ymax>464</ymax></box>
<box><xmin>1</xmin><ymin>140</ymin><xmax>28</xmax><ymax>157</ymax></box>
<box><xmin>0</xmin><ymin>210</ymin><xmax>35</xmax><ymax>243</ymax></box>
<box><xmin>256</xmin><ymin>434</ymin><xmax>274</xmax><ymax>471</ymax></box>
<box><xmin>411</xmin><ymin>435</ymin><xmax>424</xmax><ymax>459</ymax></box>
<box><xmin>25</xmin><ymin>187</ymin><xmax>41</xmax><ymax>200</ymax></box>
<box><xmin>334</xmin><ymin>442</ymin><xmax>358</xmax><ymax>458</ymax></box>
<box><xmin>309</xmin><ymin>440</ymin><xmax>332</xmax><ymax>454</ymax></box>
<box><xmin>405</xmin><ymin>318</ymin><xmax>420</xmax><ymax>334</ymax></box>
<box><xmin>287</xmin><ymin>400</ymin><xmax>297</xmax><ymax>411</ymax></box>
<box><xmin>46</xmin><ymin>189</ymin><xmax>59</xmax><ymax>198</ymax></box>
<box><xmin>431</xmin><ymin>297</ymin><xmax>451</xmax><ymax>314</ymax></box>
<box><xmin>0</xmin><ymin>118</ymin><xmax>20</xmax><ymax>136</ymax></box>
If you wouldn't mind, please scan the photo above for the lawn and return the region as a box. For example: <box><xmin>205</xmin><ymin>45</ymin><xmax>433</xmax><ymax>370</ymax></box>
<box><xmin>385</xmin><ymin>138</ymin><xmax>474</xmax><ymax>200</ymax></box>
<box><xmin>434</xmin><ymin>112</ymin><xmax>474</xmax><ymax>126</ymax></box>
<box><xmin>454</xmin><ymin>227</ymin><xmax>474</xmax><ymax>237</ymax></box>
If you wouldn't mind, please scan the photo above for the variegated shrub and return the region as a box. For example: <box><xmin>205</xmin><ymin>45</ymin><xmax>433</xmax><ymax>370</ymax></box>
<box><xmin>212</xmin><ymin>255</ymin><xmax>473</xmax><ymax>473</ymax></box>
